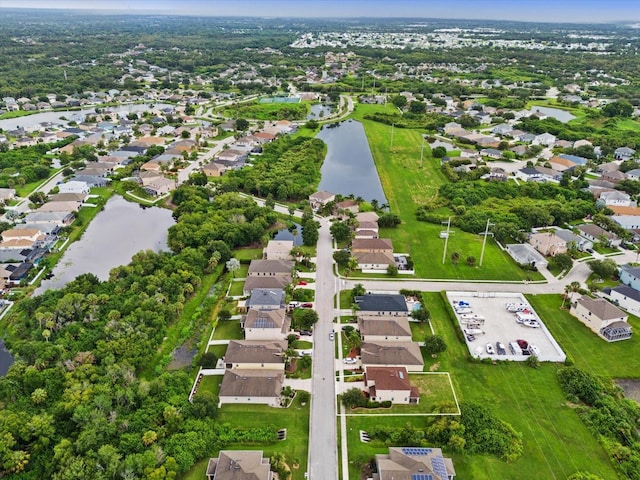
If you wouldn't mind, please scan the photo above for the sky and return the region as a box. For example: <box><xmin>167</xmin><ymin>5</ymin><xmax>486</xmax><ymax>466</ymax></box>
<box><xmin>1</xmin><ymin>0</ymin><xmax>639</xmax><ymax>23</ymax></box>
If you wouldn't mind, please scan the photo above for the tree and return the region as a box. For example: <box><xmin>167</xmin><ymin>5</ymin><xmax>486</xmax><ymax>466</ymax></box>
<box><xmin>340</xmin><ymin>388</ymin><xmax>367</xmax><ymax>408</ymax></box>
<box><xmin>180</xmin><ymin>130</ymin><xmax>191</xmax><ymax>139</ymax></box>
<box><xmin>345</xmin><ymin>256</ymin><xmax>359</xmax><ymax>276</ymax></box>
<box><xmin>424</xmin><ymin>335</ymin><xmax>447</xmax><ymax>355</ymax></box>
<box><xmin>225</xmin><ymin>258</ymin><xmax>240</xmax><ymax>277</ymax></box>
<box><xmin>352</xmin><ymin>283</ymin><xmax>366</xmax><ymax>298</ymax></box>
<box><xmin>200</xmin><ymin>352</ymin><xmax>218</xmax><ymax>368</ymax></box>
<box><xmin>387</xmin><ymin>264</ymin><xmax>398</xmax><ymax>277</ymax></box>
<box><xmin>29</xmin><ymin>191</ymin><xmax>47</xmax><ymax>205</ymax></box>
<box><xmin>378</xmin><ymin>213</ymin><xmax>401</xmax><ymax>228</ymax></box>
<box><xmin>333</xmin><ymin>250</ymin><xmax>351</xmax><ymax>267</ymax></box>
<box><xmin>588</xmin><ymin>259</ymin><xmax>618</xmax><ymax>280</ymax></box>
<box><xmin>302</xmin><ymin>219</ymin><xmax>319</xmax><ymax>246</ymax></box>
<box><xmin>451</xmin><ymin>252</ymin><xmax>460</xmax><ymax>265</ymax></box>
<box><xmin>466</xmin><ymin>256</ymin><xmax>477</xmax><ymax>267</ymax></box>
<box><xmin>550</xmin><ymin>253</ymin><xmax>573</xmax><ymax>272</ymax></box>
<box><xmin>293</xmin><ymin>309</ymin><xmax>319</xmax><ymax>330</ymax></box>
<box><xmin>391</xmin><ymin>95</ymin><xmax>407</xmax><ymax>109</ymax></box>
<box><xmin>409</xmin><ymin>101</ymin><xmax>426</xmax><ymax>114</ymax></box>
<box><xmin>235</xmin><ymin>118</ymin><xmax>249</xmax><ymax>131</ymax></box>
<box><xmin>432</xmin><ymin>146</ymin><xmax>447</xmax><ymax>158</ymax></box>
<box><xmin>602</xmin><ymin>100</ymin><xmax>633</xmax><ymax>118</ymax></box>
<box><xmin>30</xmin><ymin>388</ymin><xmax>47</xmax><ymax>405</ymax></box>
<box><xmin>412</xmin><ymin>306</ymin><xmax>430</xmax><ymax>322</ymax></box>
<box><xmin>330</xmin><ymin>221</ymin><xmax>351</xmax><ymax>243</ymax></box>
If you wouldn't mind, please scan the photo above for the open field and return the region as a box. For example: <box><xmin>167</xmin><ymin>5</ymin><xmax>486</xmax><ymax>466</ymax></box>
<box><xmin>350</xmin><ymin>104</ymin><xmax>542</xmax><ymax>281</ymax></box>
<box><xmin>212</xmin><ymin>319</ymin><xmax>243</xmax><ymax>340</ymax></box>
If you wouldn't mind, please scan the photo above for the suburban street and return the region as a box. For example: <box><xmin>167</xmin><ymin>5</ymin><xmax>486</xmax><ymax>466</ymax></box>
<box><xmin>307</xmin><ymin>217</ymin><xmax>339</xmax><ymax>480</ymax></box>
<box><xmin>177</xmin><ymin>135</ymin><xmax>236</xmax><ymax>185</ymax></box>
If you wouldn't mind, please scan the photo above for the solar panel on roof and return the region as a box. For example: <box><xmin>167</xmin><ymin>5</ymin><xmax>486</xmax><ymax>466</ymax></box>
<box><xmin>402</xmin><ymin>448</ymin><xmax>432</xmax><ymax>456</ymax></box>
<box><xmin>431</xmin><ymin>456</ymin><xmax>448</xmax><ymax>479</ymax></box>
<box><xmin>254</xmin><ymin>318</ymin><xmax>276</xmax><ymax>328</ymax></box>
<box><xmin>411</xmin><ymin>475</ymin><xmax>434</xmax><ymax>480</ymax></box>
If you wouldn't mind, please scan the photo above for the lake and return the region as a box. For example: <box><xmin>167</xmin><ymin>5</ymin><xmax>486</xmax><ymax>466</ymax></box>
<box><xmin>34</xmin><ymin>195</ymin><xmax>175</xmax><ymax>294</ymax></box>
<box><xmin>0</xmin><ymin>103</ymin><xmax>174</xmax><ymax>131</ymax></box>
<box><xmin>316</xmin><ymin>120</ymin><xmax>388</xmax><ymax>204</ymax></box>
<box><xmin>528</xmin><ymin>106</ymin><xmax>576</xmax><ymax>123</ymax></box>
<box><xmin>0</xmin><ymin>339</ymin><xmax>14</xmax><ymax>377</ymax></box>
<box><xmin>307</xmin><ymin>104</ymin><xmax>332</xmax><ymax>120</ymax></box>
<box><xmin>274</xmin><ymin>222</ymin><xmax>303</xmax><ymax>245</ymax></box>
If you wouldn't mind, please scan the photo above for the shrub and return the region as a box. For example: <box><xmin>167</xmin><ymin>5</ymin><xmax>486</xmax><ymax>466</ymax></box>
<box><xmin>381</xmin><ymin>401</ymin><xmax>392</xmax><ymax>408</ymax></box>
<box><xmin>200</xmin><ymin>352</ymin><xmax>218</xmax><ymax>368</ymax></box>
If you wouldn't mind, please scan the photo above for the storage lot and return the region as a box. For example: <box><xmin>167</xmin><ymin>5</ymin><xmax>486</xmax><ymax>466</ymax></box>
<box><xmin>445</xmin><ymin>291</ymin><xmax>566</xmax><ymax>362</ymax></box>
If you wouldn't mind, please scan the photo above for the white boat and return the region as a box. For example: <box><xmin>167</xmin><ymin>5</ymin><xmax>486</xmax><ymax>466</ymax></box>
<box><xmin>464</xmin><ymin>328</ymin><xmax>485</xmax><ymax>336</ymax></box>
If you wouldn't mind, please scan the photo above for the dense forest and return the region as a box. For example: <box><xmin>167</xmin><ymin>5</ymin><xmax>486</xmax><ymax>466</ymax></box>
<box><xmin>0</xmin><ymin>188</ymin><xmax>279</xmax><ymax>479</ymax></box>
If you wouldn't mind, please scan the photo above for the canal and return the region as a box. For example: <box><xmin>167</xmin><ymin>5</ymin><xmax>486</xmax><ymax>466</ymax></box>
<box><xmin>316</xmin><ymin>120</ymin><xmax>388</xmax><ymax>204</ymax></box>
<box><xmin>0</xmin><ymin>339</ymin><xmax>13</xmax><ymax>376</ymax></box>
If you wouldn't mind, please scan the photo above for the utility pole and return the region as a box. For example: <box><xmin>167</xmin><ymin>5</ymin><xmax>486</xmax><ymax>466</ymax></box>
<box><xmin>419</xmin><ymin>135</ymin><xmax>425</xmax><ymax>168</ymax></box>
<box><xmin>442</xmin><ymin>217</ymin><xmax>454</xmax><ymax>264</ymax></box>
<box><xmin>479</xmin><ymin>218</ymin><xmax>495</xmax><ymax>267</ymax></box>
<box><xmin>390</xmin><ymin>124</ymin><xmax>395</xmax><ymax>152</ymax></box>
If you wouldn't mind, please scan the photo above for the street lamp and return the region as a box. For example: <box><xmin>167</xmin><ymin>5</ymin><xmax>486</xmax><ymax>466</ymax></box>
<box><xmin>441</xmin><ymin>217</ymin><xmax>455</xmax><ymax>264</ymax></box>
<box><xmin>419</xmin><ymin>135</ymin><xmax>426</xmax><ymax>168</ymax></box>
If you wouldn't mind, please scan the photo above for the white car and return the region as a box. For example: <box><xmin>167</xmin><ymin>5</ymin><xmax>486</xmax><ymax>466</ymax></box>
<box><xmin>343</xmin><ymin>357</ymin><xmax>357</xmax><ymax>364</ymax></box>
<box><xmin>486</xmin><ymin>343</ymin><xmax>495</xmax><ymax>355</ymax></box>
<box><xmin>329</xmin><ymin>332</ymin><xmax>334</xmax><ymax>341</ymax></box>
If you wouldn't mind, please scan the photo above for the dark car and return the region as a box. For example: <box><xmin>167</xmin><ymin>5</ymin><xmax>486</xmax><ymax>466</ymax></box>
<box><xmin>496</xmin><ymin>342</ymin><xmax>506</xmax><ymax>355</ymax></box>
<box><xmin>299</xmin><ymin>330</ymin><xmax>312</xmax><ymax>336</ymax></box>
<box><xmin>301</xmin><ymin>303</ymin><xmax>313</xmax><ymax>308</ymax></box>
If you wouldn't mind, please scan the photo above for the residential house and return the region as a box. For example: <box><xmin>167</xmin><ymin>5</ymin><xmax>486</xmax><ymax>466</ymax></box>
<box><xmin>570</xmin><ymin>296</ymin><xmax>632</xmax><ymax>342</ymax></box>
<box><xmin>37</xmin><ymin>201</ymin><xmax>81</xmax><ymax>213</ymax></box>
<box><xmin>205</xmin><ymin>451</ymin><xmax>272</xmax><ymax>480</ymax></box>
<box><xmin>7</xmin><ymin>262</ymin><xmax>33</xmax><ymax>285</ymax></box>
<box><xmin>373</xmin><ymin>447</ymin><xmax>456</xmax><ymax>480</ymax></box>
<box><xmin>202</xmin><ymin>162</ymin><xmax>226</xmax><ymax>177</ymax></box>
<box><xmin>620</xmin><ymin>265</ymin><xmax>640</xmax><ymax>291</ymax></box>
<box><xmin>491</xmin><ymin>123</ymin><xmax>513</xmax><ymax>136</ymax></box>
<box><xmin>608</xmin><ymin>205</ymin><xmax>640</xmax><ymax>216</ymax></box>
<box><xmin>218</xmin><ymin>369</ymin><xmax>283</xmax><ymax>406</ymax></box>
<box><xmin>548</xmin><ymin>156</ymin><xmax>577</xmax><ymax>172</ymax></box>
<box><xmin>505</xmin><ymin>244</ymin><xmax>548</xmax><ymax>268</ymax></box>
<box><xmin>142</xmin><ymin>176</ymin><xmax>175</xmax><ymax>196</ymax></box>
<box><xmin>611</xmin><ymin>216</ymin><xmax>640</xmax><ymax>238</ymax></box>
<box><xmin>515</xmin><ymin>167</ymin><xmax>545</xmax><ymax>182</ymax></box>
<box><xmin>559</xmin><ymin>154</ymin><xmax>588</xmax><ymax>166</ymax></box>
<box><xmin>243</xmin><ymin>276</ymin><xmax>290</xmax><ymax>296</ymax></box>
<box><xmin>245</xmin><ymin>288</ymin><xmax>285</xmax><ymax>311</ymax></box>
<box><xmin>309</xmin><ymin>191</ymin><xmax>335</xmax><ymax>210</ymax></box>
<box><xmin>248</xmin><ymin>259</ymin><xmax>294</xmax><ymax>278</ymax></box>
<box><xmin>615</xmin><ymin>147</ymin><xmax>636</xmax><ymax>161</ymax></box>
<box><xmin>242</xmin><ymin>309</ymin><xmax>290</xmax><ymax>341</ymax></box>
<box><xmin>532</xmin><ymin>133</ymin><xmax>556</xmax><ymax>146</ymax></box>
<box><xmin>364</xmin><ymin>366</ymin><xmax>420</xmax><ymax>404</ymax></box>
<box><xmin>480</xmin><ymin>148</ymin><xmax>502</xmax><ymax>160</ymax></box>
<box><xmin>534</xmin><ymin>166</ymin><xmax>561</xmax><ymax>182</ymax></box>
<box><xmin>223</xmin><ymin>340</ymin><xmax>287</xmax><ymax>370</ymax></box>
<box><xmin>352</xmin><ymin>238</ymin><xmax>395</xmax><ymax>271</ymax></box>
<box><xmin>528</xmin><ymin>232</ymin><xmax>567</xmax><ymax>257</ymax></box>
<box><xmin>23</xmin><ymin>211</ymin><xmax>74</xmax><ymax>226</ymax></box>
<box><xmin>262</xmin><ymin>240</ymin><xmax>293</xmax><ymax>261</ymax></box>
<box><xmin>554</xmin><ymin>228</ymin><xmax>593</xmax><ymax>252</ymax></box>
<box><xmin>602</xmin><ymin>170</ymin><xmax>626</xmax><ymax>184</ymax></box>
<box><xmin>625</xmin><ymin>169</ymin><xmax>640</xmax><ymax>181</ymax></box>
<box><xmin>216</xmin><ymin>149</ymin><xmax>247</xmax><ymax>165</ymax></box>
<box><xmin>72</xmin><ymin>175</ymin><xmax>109</xmax><ymax>188</ymax></box>
<box><xmin>355</xmin><ymin>211</ymin><xmax>380</xmax><ymax>223</ymax></box>
<box><xmin>0</xmin><ymin>228</ymin><xmax>45</xmax><ymax>250</ymax></box>
<box><xmin>355</xmin><ymin>294</ymin><xmax>409</xmax><ymax>317</ymax></box>
<box><xmin>599</xmin><ymin>191</ymin><xmax>634</xmax><ymax>207</ymax></box>
<box><xmin>360</xmin><ymin>341</ymin><xmax>424</xmax><ymax>372</ymax></box>
<box><xmin>354</xmin><ymin>221</ymin><xmax>379</xmax><ymax>239</ymax></box>
<box><xmin>577</xmin><ymin>224</ymin><xmax>621</xmax><ymax>247</ymax></box>
<box><xmin>358</xmin><ymin>315</ymin><xmax>413</xmax><ymax>342</ymax></box>
<box><xmin>0</xmin><ymin>189</ymin><xmax>16</xmax><ymax>202</ymax></box>
<box><xmin>602</xmin><ymin>285</ymin><xmax>640</xmax><ymax>317</ymax></box>
<box><xmin>334</xmin><ymin>199</ymin><xmax>360</xmax><ymax>215</ymax></box>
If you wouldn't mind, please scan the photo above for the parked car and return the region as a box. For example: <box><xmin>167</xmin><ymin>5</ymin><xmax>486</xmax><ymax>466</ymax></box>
<box><xmin>529</xmin><ymin>345</ymin><xmax>541</xmax><ymax>357</ymax></box>
<box><xmin>301</xmin><ymin>303</ymin><xmax>313</xmax><ymax>308</ymax></box>
<box><xmin>485</xmin><ymin>343</ymin><xmax>495</xmax><ymax>355</ymax></box>
<box><xmin>496</xmin><ymin>342</ymin><xmax>506</xmax><ymax>355</ymax></box>
<box><xmin>298</xmin><ymin>281</ymin><xmax>308</xmax><ymax>286</ymax></box>
<box><xmin>329</xmin><ymin>332</ymin><xmax>334</xmax><ymax>341</ymax></box>
<box><xmin>343</xmin><ymin>357</ymin><xmax>357</xmax><ymax>364</ymax></box>
<box><xmin>299</xmin><ymin>330</ymin><xmax>312</xmax><ymax>336</ymax></box>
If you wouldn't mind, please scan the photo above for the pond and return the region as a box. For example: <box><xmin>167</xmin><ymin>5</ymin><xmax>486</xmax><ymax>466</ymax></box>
<box><xmin>34</xmin><ymin>195</ymin><xmax>175</xmax><ymax>294</ymax></box>
<box><xmin>316</xmin><ymin>120</ymin><xmax>388</xmax><ymax>204</ymax></box>
<box><xmin>307</xmin><ymin>104</ymin><xmax>332</xmax><ymax>120</ymax></box>
<box><xmin>273</xmin><ymin>222</ymin><xmax>303</xmax><ymax>245</ymax></box>
<box><xmin>0</xmin><ymin>103</ymin><xmax>174</xmax><ymax>131</ymax></box>
<box><xmin>0</xmin><ymin>339</ymin><xmax>14</xmax><ymax>377</ymax></box>
<box><xmin>528</xmin><ymin>106</ymin><xmax>576</xmax><ymax>123</ymax></box>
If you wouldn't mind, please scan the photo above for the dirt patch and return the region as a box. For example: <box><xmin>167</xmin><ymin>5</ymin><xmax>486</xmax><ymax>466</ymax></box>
<box><xmin>429</xmin><ymin>362</ymin><xmax>440</xmax><ymax>372</ymax></box>
<box><xmin>616</xmin><ymin>379</ymin><xmax>640</xmax><ymax>405</ymax></box>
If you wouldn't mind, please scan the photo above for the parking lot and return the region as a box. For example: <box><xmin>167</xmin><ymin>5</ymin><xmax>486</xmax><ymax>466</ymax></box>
<box><xmin>445</xmin><ymin>291</ymin><xmax>566</xmax><ymax>362</ymax></box>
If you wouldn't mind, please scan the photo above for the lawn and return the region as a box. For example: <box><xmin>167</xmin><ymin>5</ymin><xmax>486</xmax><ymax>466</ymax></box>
<box><xmin>212</xmin><ymin>319</ymin><xmax>243</xmax><ymax>340</ymax></box>
<box><xmin>409</xmin><ymin>320</ymin><xmax>432</xmax><ymax>341</ymax></box>
<box><xmin>233</xmin><ymin>247</ymin><xmax>264</xmax><ymax>262</ymax></box>
<box><xmin>228</xmin><ymin>280</ymin><xmax>245</xmax><ymax>296</ymax></box>
<box><xmin>181</xmin><ymin>395</ymin><xmax>310</xmax><ymax>480</ymax></box>
<box><xmin>344</xmin><ymin>373</ymin><xmax>459</xmax><ymax>416</ymax></box>
<box><xmin>527</xmin><ymin>293</ymin><xmax>640</xmax><ymax>378</ymax></box>
<box><xmin>350</xmin><ymin>104</ymin><xmax>542</xmax><ymax>281</ymax></box>
<box><xmin>343</xmin><ymin>291</ymin><xmax>619</xmax><ymax>480</ymax></box>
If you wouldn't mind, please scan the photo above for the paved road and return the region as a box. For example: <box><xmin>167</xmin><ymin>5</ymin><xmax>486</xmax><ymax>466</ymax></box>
<box><xmin>1</xmin><ymin>170</ymin><xmax>66</xmax><ymax>222</ymax></box>
<box><xmin>307</xmin><ymin>217</ymin><xmax>339</xmax><ymax>480</ymax></box>
<box><xmin>177</xmin><ymin>136</ymin><xmax>236</xmax><ymax>185</ymax></box>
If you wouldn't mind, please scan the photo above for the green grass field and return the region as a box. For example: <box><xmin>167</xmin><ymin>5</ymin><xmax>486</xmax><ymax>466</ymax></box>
<box><xmin>350</xmin><ymin>104</ymin><xmax>542</xmax><ymax>281</ymax></box>
<box><xmin>212</xmin><ymin>319</ymin><xmax>243</xmax><ymax>340</ymax></box>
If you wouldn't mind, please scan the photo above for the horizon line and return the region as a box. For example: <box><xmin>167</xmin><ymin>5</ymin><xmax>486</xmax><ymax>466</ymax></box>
<box><xmin>0</xmin><ymin>6</ymin><xmax>638</xmax><ymax>24</ymax></box>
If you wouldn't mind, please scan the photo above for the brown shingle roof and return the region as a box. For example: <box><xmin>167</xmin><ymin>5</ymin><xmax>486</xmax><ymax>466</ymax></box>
<box><xmin>576</xmin><ymin>296</ymin><xmax>627</xmax><ymax>322</ymax></box>
<box><xmin>358</xmin><ymin>316</ymin><xmax>412</xmax><ymax>337</ymax></box>
<box><xmin>225</xmin><ymin>340</ymin><xmax>287</xmax><ymax>365</ymax></box>
<box><xmin>365</xmin><ymin>366</ymin><xmax>412</xmax><ymax>391</ymax></box>
<box><xmin>360</xmin><ymin>341</ymin><xmax>424</xmax><ymax>368</ymax></box>
<box><xmin>219</xmin><ymin>369</ymin><xmax>283</xmax><ymax>398</ymax></box>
